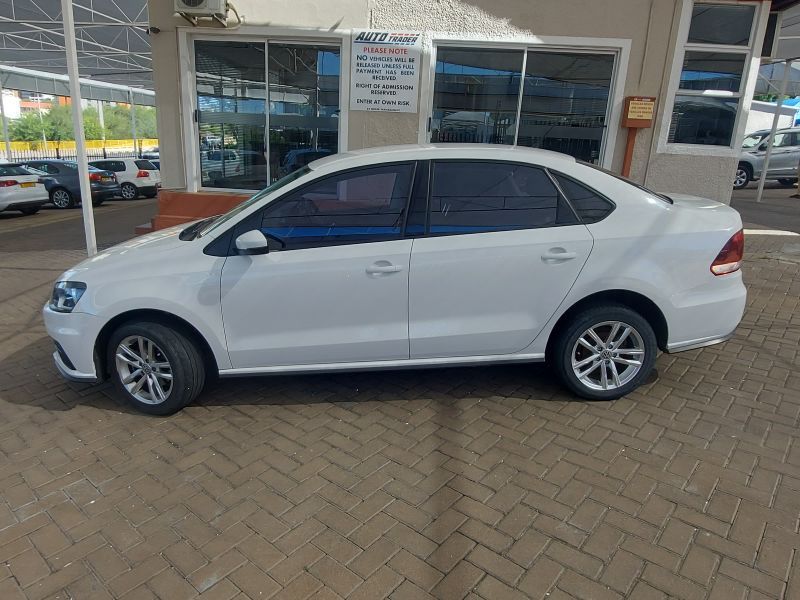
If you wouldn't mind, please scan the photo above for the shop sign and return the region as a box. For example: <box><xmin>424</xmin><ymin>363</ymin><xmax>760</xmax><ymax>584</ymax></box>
<box><xmin>351</xmin><ymin>30</ymin><xmax>422</xmax><ymax>113</ymax></box>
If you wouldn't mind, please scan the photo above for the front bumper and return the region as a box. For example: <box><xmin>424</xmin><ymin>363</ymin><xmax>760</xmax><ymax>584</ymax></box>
<box><xmin>43</xmin><ymin>306</ymin><xmax>102</xmax><ymax>382</ymax></box>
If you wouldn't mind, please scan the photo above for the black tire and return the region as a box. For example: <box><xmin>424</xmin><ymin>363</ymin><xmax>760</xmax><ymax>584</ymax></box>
<box><xmin>733</xmin><ymin>163</ymin><xmax>752</xmax><ymax>190</ymax></box>
<box><xmin>92</xmin><ymin>199</ymin><xmax>104</xmax><ymax>207</ymax></box>
<box><xmin>50</xmin><ymin>187</ymin><xmax>75</xmax><ymax>209</ymax></box>
<box><xmin>777</xmin><ymin>178</ymin><xmax>797</xmax><ymax>187</ymax></box>
<box><xmin>19</xmin><ymin>206</ymin><xmax>40</xmax><ymax>215</ymax></box>
<box><xmin>144</xmin><ymin>192</ymin><xmax>158</xmax><ymax>199</ymax></box>
<box><xmin>120</xmin><ymin>182</ymin><xmax>138</xmax><ymax>200</ymax></box>
<box><xmin>107</xmin><ymin>321</ymin><xmax>205</xmax><ymax>415</ymax></box>
<box><xmin>550</xmin><ymin>304</ymin><xmax>658</xmax><ymax>401</ymax></box>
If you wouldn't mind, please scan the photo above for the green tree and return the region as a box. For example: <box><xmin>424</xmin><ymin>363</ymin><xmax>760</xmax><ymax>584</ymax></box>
<box><xmin>104</xmin><ymin>105</ymin><xmax>158</xmax><ymax>140</ymax></box>
<box><xmin>82</xmin><ymin>106</ymin><xmax>104</xmax><ymax>140</ymax></box>
<box><xmin>9</xmin><ymin>112</ymin><xmax>46</xmax><ymax>142</ymax></box>
<box><xmin>43</xmin><ymin>104</ymin><xmax>76</xmax><ymax>142</ymax></box>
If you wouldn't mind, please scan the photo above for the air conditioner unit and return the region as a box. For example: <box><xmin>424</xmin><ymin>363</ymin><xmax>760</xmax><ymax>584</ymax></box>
<box><xmin>174</xmin><ymin>0</ymin><xmax>227</xmax><ymax>18</ymax></box>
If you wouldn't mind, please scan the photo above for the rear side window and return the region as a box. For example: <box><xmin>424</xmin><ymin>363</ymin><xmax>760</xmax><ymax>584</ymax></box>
<box><xmin>261</xmin><ymin>163</ymin><xmax>414</xmax><ymax>249</ymax></box>
<box><xmin>135</xmin><ymin>160</ymin><xmax>157</xmax><ymax>170</ymax></box>
<box><xmin>552</xmin><ymin>174</ymin><xmax>615</xmax><ymax>224</ymax></box>
<box><xmin>429</xmin><ymin>161</ymin><xmax>577</xmax><ymax>235</ymax></box>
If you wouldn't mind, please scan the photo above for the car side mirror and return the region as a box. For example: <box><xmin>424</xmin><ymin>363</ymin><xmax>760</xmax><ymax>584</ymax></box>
<box><xmin>234</xmin><ymin>230</ymin><xmax>269</xmax><ymax>256</ymax></box>
<box><xmin>758</xmin><ymin>142</ymin><xmax>769</xmax><ymax>151</ymax></box>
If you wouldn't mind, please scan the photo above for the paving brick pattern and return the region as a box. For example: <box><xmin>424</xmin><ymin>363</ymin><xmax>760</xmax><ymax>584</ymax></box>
<box><xmin>1</xmin><ymin>216</ymin><xmax>800</xmax><ymax>599</ymax></box>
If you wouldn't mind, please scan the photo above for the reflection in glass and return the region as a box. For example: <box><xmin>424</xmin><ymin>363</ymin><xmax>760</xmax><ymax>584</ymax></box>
<box><xmin>517</xmin><ymin>52</ymin><xmax>614</xmax><ymax>164</ymax></box>
<box><xmin>688</xmin><ymin>4</ymin><xmax>755</xmax><ymax>46</ymax></box>
<box><xmin>195</xmin><ymin>41</ymin><xmax>268</xmax><ymax>189</ymax></box>
<box><xmin>268</xmin><ymin>44</ymin><xmax>340</xmax><ymax>181</ymax></box>
<box><xmin>431</xmin><ymin>48</ymin><xmax>523</xmax><ymax>145</ymax></box>
<box><xmin>668</xmin><ymin>95</ymin><xmax>739</xmax><ymax>146</ymax></box>
<box><xmin>679</xmin><ymin>52</ymin><xmax>745</xmax><ymax>93</ymax></box>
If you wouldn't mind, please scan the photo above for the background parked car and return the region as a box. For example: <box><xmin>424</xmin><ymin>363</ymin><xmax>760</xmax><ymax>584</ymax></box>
<box><xmin>149</xmin><ymin>159</ymin><xmax>161</xmax><ymax>171</ymax></box>
<box><xmin>89</xmin><ymin>158</ymin><xmax>161</xmax><ymax>200</ymax></box>
<box><xmin>0</xmin><ymin>163</ymin><xmax>48</xmax><ymax>215</ymax></box>
<box><xmin>20</xmin><ymin>159</ymin><xmax>120</xmax><ymax>208</ymax></box>
<box><xmin>141</xmin><ymin>147</ymin><xmax>159</xmax><ymax>160</ymax></box>
<box><xmin>735</xmin><ymin>127</ymin><xmax>800</xmax><ymax>189</ymax></box>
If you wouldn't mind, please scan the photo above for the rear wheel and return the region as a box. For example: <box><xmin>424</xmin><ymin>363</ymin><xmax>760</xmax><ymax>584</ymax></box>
<box><xmin>19</xmin><ymin>206</ymin><xmax>40</xmax><ymax>215</ymax></box>
<box><xmin>733</xmin><ymin>164</ymin><xmax>752</xmax><ymax>190</ymax></box>
<box><xmin>551</xmin><ymin>305</ymin><xmax>658</xmax><ymax>400</ymax></box>
<box><xmin>50</xmin><ymin>188</ymin><xmax>75</xmax><ymax>209</ymax></box>
<box><xmin>107</xmin><ymin>322</ymin><xmax>205</xmax><ymax>415</ymax></box>
<box><xmin>121</xmin><ymin>182</ymin><xmax>138</xmax><ymax>200</ymax></box>
<box><xmin>777</xmin><ymin>178</ymin><xmax>796</xmax><ymax>187</ymax></box>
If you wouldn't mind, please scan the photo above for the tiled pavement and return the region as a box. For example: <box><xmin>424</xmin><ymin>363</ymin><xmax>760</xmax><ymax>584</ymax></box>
<box><xmin>1</xmin><ymin>206</ymin><xmax>800</xmax><ymax>599</ymax></box>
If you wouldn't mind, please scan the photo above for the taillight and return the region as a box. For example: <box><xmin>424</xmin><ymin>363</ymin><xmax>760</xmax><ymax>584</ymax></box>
<box><xmin>711</xmin><ymin>229</ymin><xmax>744</xmax><ymax>276</ymax></box>
<box><xmin>89</xmin><ymin>172</ymin><xmax>101</xmax><ymax>182</ymax></box>
<box><xmin>0</xmin><ymin>180</ymin><xmax>18</xmax><ymax>187</ymax></box>
<box><xmin>136</xmin><ymin>170</ymin><xmax>149</xmax><ymax>178</ymax></box>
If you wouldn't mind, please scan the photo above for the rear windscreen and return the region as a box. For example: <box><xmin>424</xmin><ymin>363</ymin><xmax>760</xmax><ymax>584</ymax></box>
<box><xmin>135</xmin><ymin>160</ymin><xmax>157</xmax><ymax>170</ymax></box>
<box><xmin>0</xmin><ymin>165</ymin><xmax>30</xmax><ymax>176</ymax></box>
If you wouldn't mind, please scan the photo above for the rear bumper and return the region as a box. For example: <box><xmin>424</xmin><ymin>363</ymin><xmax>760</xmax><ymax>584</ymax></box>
<box><xmin>91</xmin><ymin>186</ymin><xmax>120</xmax><ymax>200</ymax></box>
<box><xmin>137</xmin><ymin>184</ymin><xmax>160</xmax><ymax>195</ymax></box>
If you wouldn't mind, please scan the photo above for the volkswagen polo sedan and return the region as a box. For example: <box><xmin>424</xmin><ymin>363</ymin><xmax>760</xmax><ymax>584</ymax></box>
<box><xmin>45</xmin><ymin>145</ymin><xmax>746</xmax><ymax>414</ymax></box>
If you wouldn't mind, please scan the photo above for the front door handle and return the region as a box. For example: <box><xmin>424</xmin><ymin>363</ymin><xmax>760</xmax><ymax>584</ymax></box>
<box><xmin>366</xmin><ymin>262</ymin><xmax>403</xmax><ymax>275</ymax></box>
<box><xmin>541</xmin><ymin>249</ymin><xmax>577</xmax><ymax>262</ymax></box>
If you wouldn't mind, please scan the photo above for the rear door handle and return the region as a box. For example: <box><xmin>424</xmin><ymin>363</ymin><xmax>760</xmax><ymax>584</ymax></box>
<box><xmin>366</xmin><ymin>262</ymin><xmax>403</xmax><ymax>274</ymax></box>
<box><xmin>541</xmin><ymin>249</ymin><xmax>577</xmax><ymax>262</ymax></box>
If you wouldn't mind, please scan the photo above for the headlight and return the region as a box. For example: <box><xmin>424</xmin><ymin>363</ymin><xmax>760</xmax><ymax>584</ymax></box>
<box><xmin>50</xmin><ymin>281</ymin><xmax>87</xmax><ymax>313</ymax></box>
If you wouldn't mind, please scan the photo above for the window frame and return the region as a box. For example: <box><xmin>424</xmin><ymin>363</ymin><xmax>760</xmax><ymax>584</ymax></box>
<box><xmin>658</xmin><ymin>0</ymin><xmax>769</xmax><ymax>156</ymax></box>
<box><xmin>180</xmin><ymin>28</ymin><xmax>350</xmax><ymax>194</ymax></box>
<box><xmin>412</xmin><ymin>159</ymin><xmax>582</xmax><ymax>238</ymax></box>
<box><xmin>250</xmin><ymin>160</ymin><xmax>419</xmax><ymax>252</ymax></box>
<box><xmin>547</xmin><ymin>169</ymin><xmax>618</xmax><ymax>224</ymax></box>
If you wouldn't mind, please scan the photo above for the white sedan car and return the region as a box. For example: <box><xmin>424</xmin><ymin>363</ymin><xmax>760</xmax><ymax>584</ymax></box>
<box><xmin>0</xmin><ymin>163</ymin><xmax>49</xmax><ymax>215</ymax></box>
<box><xmin>45</xmin><ymin>144</ymin><xmax>746</xmax><ymax>414</ymax></box>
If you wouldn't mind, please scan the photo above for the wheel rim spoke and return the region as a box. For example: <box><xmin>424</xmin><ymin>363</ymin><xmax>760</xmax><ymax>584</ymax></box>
<box><xmin>587</xmin><ymin>328</ymin><xmax>605</xmax><ymax>348</ymax></box>
<box><xmin>577</xmin><ymin>361</ymin><xmax>601</xmax><ymax>380</ymax></box>
<box><xmin>573</xmin><ymin>354</ymin><xmax>599</xmax><ymax>370</ymax></box>
<box><xmin>122</xmin><ymin>369</ymin><xmax>142</xmax><ymax>384</ymax></box>
<box><xmin>600</xmin><ymin>363</ymin><xmax>609</xmax><ymax>389</ymax></box>
<box><xmin>571</xmin><ymin>320</ymin><xmax>646</xmax><ymax>392</ymax></box>
<box><xmin>609</xmin><ymin>361</ymin><xmax>622</xmax><ymax>387</ymax></box>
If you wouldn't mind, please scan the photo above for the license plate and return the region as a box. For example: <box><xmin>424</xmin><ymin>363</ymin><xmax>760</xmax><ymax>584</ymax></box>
<box><xmin>101</xmin><ymin>177</ymin><xmax>112</xmax><ymax>182</ymax></box>
<box><xmin>20</xmin><ymin>182</ymin><xmax>34</xmax><ymax>188</ymax></box>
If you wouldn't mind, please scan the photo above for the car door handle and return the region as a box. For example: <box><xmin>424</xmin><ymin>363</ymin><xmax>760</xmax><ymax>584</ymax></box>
<box><xmin>541</xmin><ymin>249</ymin><xmax>577</xmax><ymax>262</ymax></box>
<box><xmin>366</xmin><ymin>262</ymin><xmax>403</xmax><ymax>274</ymax></box>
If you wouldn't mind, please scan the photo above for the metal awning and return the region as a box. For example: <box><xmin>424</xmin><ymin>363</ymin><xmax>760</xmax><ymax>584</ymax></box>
<box><xmin>0</xmin><ymin>0</ymin><xmax>151</xmax><ymax>89</ymax></box>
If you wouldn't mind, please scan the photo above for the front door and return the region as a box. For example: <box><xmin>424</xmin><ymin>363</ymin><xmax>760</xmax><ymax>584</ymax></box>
<box><xmin>408</xmin><ymin>160</ymin><xmax>594</xmax><ymax>358</ymax></box>
<box><xmin>766</xmin><ymin>131</ymin><xmax>800</xmax><ymax>177</ymax></box>
<box><xmin>220</xmin><ymin>162</ymin><xmax>416</xmax><ymax>368</ymax></box>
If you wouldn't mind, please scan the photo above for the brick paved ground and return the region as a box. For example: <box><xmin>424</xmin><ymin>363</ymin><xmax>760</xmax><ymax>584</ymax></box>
<box><xmin>1</xmin><ymin>201</ymin><xmax>800</xmax><ymax>599</ymax></box>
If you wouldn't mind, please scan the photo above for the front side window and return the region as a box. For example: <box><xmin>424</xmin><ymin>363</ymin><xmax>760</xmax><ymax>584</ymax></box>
<box><xmin>667</xmin><ymin>2</ymin><xmax>757</xmax><ymax>147</ymax></box>
<box><xmin>428</xmin><ymin>161</ymin><xmax>577</xmax><ymax>235</ymax></box>
<box><xmin>261</xmin><ymin>163</ymin><xmax>414</xmax><ymax>249</ymax></box>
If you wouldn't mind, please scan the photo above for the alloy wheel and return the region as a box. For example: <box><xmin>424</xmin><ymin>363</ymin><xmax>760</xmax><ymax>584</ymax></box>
<box><xmin>734</xmin><ymin>168</ymin><xmax>748</xmax><ymax>188</ymax></box>
<box><xmin>121</xmin><ymin>184</ymin><xmax>137</xmax><ymax>200</ymax></box>
<box><xmin>115</xmin><ymin>335</ymin><xmax>173</xmax><ymax>404</ymax></box>
<box><xmin>571</xmin><ymin>321</ymin><xmax>645</xmax><ymax>391</ymax></box>
<box><xmin>52</xmin><ymin>189</ymin><xmax>72</xmax><ymax>208</ymax></box>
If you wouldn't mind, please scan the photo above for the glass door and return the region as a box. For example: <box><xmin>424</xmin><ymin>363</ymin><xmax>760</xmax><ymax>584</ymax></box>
<box><xmin>195</xmin><ymin>39</ymin><xmax>341</xmax><ymax>190</ymax></box>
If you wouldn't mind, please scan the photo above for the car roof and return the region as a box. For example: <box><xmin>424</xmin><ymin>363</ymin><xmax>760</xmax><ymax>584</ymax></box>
<box><xmin>309</xmin><ymin>143</ymin><xmax>577</xmax><ymax>172</ymax></box>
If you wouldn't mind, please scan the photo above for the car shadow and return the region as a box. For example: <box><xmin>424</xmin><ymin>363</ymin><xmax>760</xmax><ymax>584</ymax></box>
<box><xmin>0</xmin><ymin>334</ymin><xmax>605</xmax><ymax>416</ymax></box>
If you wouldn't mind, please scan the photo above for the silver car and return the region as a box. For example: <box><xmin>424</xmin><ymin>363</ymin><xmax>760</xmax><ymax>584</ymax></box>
<box><xmin>735</xmin><ymin>127</ymin><xmax>800</xmax><ymax>190</ymax></box>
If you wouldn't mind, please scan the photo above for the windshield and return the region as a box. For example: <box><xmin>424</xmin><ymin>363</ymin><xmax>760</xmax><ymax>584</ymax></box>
<box><xmin>742</xmin><ymin>133</ymin><xmax>767</xmax><ymax>148</ymax></box>
<box><xmin>197</xmin><ymin>166</ymin><xmax>312</xmax><ymax>238</ymax></box>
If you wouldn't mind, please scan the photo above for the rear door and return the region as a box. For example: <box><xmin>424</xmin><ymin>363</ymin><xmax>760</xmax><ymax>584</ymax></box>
<box><xmin>407</xmin><ymin>160</ymin><xmax>594</xmax><ymax>358</ymax></box>
<box><xmin>766</xmin><ymin>131</ymin><xmax>799</xmax><ymax>176</ymax></box>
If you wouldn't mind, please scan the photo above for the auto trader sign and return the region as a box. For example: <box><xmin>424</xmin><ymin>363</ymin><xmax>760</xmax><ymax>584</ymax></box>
<box><xmin>351</xmin><ymin>30</ymin><xmax>422</xmax><ymax>113</ymax></box>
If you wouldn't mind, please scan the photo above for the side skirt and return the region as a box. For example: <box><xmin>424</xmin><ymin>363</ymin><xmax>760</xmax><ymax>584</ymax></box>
<box><xmin>218</xmin><ymin>352</ymin><xmax>547</xmax><ymax>378</ymax></box>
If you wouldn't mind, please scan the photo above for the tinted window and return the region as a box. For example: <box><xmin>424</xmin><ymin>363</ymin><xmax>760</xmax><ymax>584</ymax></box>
<box><xmin>688</xmin><ymin>4</ymin><xmax>754</xmax><ymax>46</ymax></box>
<box><xmin>135</xmin><ymin>160</ymin><xmax>157</xmax><ymax>170</ymax></box>
<box><xmin>429</xmin><ymin>161</ymin><xmax>576</xmax><ymax>234</ymax></box>
<box><xmin>0</xmin><ymin>165</ymin><xmax>31</xmax><ymax>176</ymax></box>
<box><xmin>32</xmin><ymin>163</ymin><xmax>59</xmax><ymax>174</ymax></box>
<box><xmin>261</xmin><ymin>163</ymin><xmax>414</xmax><ymax>249</ymax></box>
<box><xmin>553</xmin><ymin>174</ymin><xmax>615</xmax><ymax>224</ymax></box>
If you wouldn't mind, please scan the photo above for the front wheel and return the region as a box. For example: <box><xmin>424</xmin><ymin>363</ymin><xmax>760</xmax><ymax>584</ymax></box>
<box><xmin>733</xmin><ymin>164</ymin><xmax>751</xmax><ymax>190</ymax></box>
<box><xmin>551</xmin><ymin>305</ymin><xmax>658</xmax><ymax>401</ymax></box>
<box><xmin>19</xmin><ymin>206</ymin><xmax>40</xmax><ymax>215</ymax></box>
<box><xmin>120</xmin><ymin>182</ymin><xmax>138</xmax><ymax>200</ymax></box>
<box><xmin>108</xmin><ymin>322</ymin><xmax>205</xmax><ymax>415</ymax></box>
<box><xmin>50</xmin><ymin>188</ymin><xmax>75</xmax><ymax>209</ymax></box>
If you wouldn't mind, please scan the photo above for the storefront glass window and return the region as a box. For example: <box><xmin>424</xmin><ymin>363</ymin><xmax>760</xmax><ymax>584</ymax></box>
<box><xmin>518</xmin><ymin>52</ymin><xmax>614</xmax><ymax>164</ymax></box>
<box><xmin>431</xmin><ymin>48</ymin><xmax>523</xmax><ymax>145</ymax></box>
<box><xmin>195</xmin><ymin>40</ymin><xmax>340</xmax><ymax>190</ymax></box>
<box><xmin>667</xmin><ymin>2</ymin><xmax>755</xmax><ymax>147</ymax></box>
